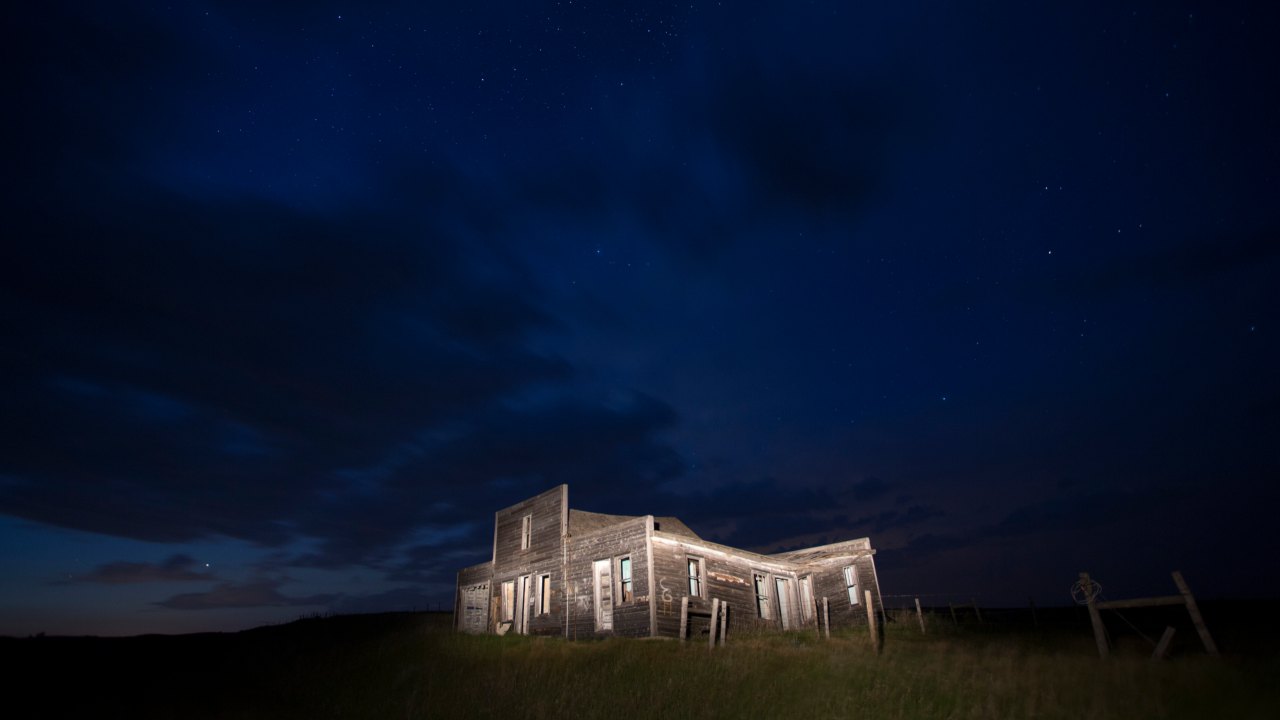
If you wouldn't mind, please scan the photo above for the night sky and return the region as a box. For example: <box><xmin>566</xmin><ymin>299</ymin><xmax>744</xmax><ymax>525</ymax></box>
<box><xmin>4</xmin><ymin>1</ymin><xmax>1277</xmax><ymax>636</ymax></box>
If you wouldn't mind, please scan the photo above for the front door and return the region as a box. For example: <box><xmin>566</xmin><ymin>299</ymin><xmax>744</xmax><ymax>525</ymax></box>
<box><xmin>593</xmin><ymin>559</ymin><xmax>614</xmax><ymax>631</ymax></box>
<box><xmin>516</xmin><ymin>575</ymin><xmax>531</xmax><ymax>634</ymax></box>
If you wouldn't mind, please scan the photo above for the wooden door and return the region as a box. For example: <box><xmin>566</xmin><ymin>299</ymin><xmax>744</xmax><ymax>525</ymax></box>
<box><xmin>593</xmin><ymin>559</ymin><xmax>613</xmax><ymax>631</ymax></box>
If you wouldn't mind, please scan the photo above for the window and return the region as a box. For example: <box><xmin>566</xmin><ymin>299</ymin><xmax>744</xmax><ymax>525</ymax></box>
<box><xmin>754</xmin><ymin>573</ymin><xmax>772</xmax><ymax>619</ymax></box>
<box><xmin>537</xmin><ymin>574</ymin><xmax>551</xmax><ymax>615</ymax></box>
<box><xmin>618</xmin><ymin>557</ymin><xmax>633</xmax><ymax>603</ymax></box>
<box><xmin>799</xmin><ymin>576</ymin><xmax>815</xmax><ymax>621</ymax></box>
<box><xmin>500</xmin><ymin>580</ymin><xmax>515</xmax><ymax>622</ymax></box>
<box><xmin>520</xmin><ymin>514</ymin><xmax>532</xmax><ymax>551</ymax></box>
<box><xmin>687</xmin><ymin>557</ymin><xmax>705</xmax><ymax>597</ymax></box>
<box><xmin>844</xmin><ymin>565</ymin><xmax>860</xmax><ymax>605</ymax></box>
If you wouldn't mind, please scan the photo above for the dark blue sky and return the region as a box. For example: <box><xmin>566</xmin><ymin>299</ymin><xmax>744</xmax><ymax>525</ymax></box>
<box><xmin>3</xmin><ymin>1</ymin><xmax>1277</xmax><ymax>635</ymax></box>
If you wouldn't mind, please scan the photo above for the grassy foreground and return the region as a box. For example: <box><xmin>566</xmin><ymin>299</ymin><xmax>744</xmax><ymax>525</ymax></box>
<box><xmin>6</xmin><ymin>611</ymin><xmax>1278</xmax><ymax>719</ymax></box>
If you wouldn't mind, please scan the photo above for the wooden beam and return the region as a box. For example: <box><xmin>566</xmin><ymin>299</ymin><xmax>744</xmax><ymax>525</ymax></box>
<box><xmin>1081</xmin><ymin>572</ymin><xmax>1109</xmax><ymax>659</ymax></box>
<box><xmin>1095</xmin><ymin>595</ymin><xmax>1185</xmax><ymax>610</ymax></box>
<box><xmin>864</xmin><ymin>589</ymin><xmax>879</xmax><ymax>654</ymax></box>
<box><xmin>822</xmin><ymin>597</ymin><xmax>830</xmax><ymax>640</ymax></box>
<box><xmin>708</xmin><ymin>599</ymin><xmax>719</xmax><ymax>649</ymax></box>
<box><xmin>719</xmin><ymin>601</ymin><xmax>728</xmax><ymax>646</ymax></box>
<box><xmin>1172</xmin><ymin>571</ymin><xmax>1218</xmax><ymax>657</ymax></box>
<box><xmin>915</xmin><ymin>597</ymin><xmax>926</xmax><ymax>634</ymax></box>
<box><xmin>679</xmin><ymin>596</ymin><xmax>689</xmax><ymax>642</ymax></box>
<box><xmin>1152</xmin><ymin>626</ymin><xmax>1176</xmax><ymax>660</ymax></box>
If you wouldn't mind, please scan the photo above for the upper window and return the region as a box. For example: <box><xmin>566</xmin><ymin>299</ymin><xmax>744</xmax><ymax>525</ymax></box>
<box><xmin>687</xmin><ymin>557</ymin><xmax>705</xmax><ymax>597</ymax></box>
<box><xmin>619</xmin><ymin>557</ymin><xmax>633</xmax><ymax>603</ymax></box>
<box><xmin>843</xmin><ymin>565</ymin><xmax>860</xmax><ymax>605</ymax></box>
<box><xmin>521</xmin><ymin>514</ymin><xmax>532</xmax><ymax>551</ymax></box>
<box><xmin>754</xmin><ymin>573</ymin><xmax>772</xmax><ymax>619</ymax></box>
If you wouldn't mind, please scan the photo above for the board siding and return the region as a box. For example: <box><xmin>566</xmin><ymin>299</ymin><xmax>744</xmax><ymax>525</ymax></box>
<box><xmin>457</xmin><ymin>485</ymin><xmax>884</xmax><ymax>640</ymax></box>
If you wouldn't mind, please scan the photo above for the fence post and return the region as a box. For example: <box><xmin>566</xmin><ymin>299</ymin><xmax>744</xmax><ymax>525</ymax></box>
<box><xmin>1172</xmin><ymin>571</ymin><xmax>1218</xmax><ymax>657</ymax></box>
<box><xmin>864</xmin><ymin>590</ymin><xmax>879</xmax><ymax>653</ymax></box>
<box><xmin>1152</xmin><ymin>626</ymin><xmax>1176</xmax><ymax>660</ymax></box>
<box><xmin>822</xmin><ymin>597</ymin><xmax>830</xmax><ymax>639</ymax></box>
<box><xmin>1081</xmin><ymin>572</ymin><xmax>1109</xmax><ymax>659</ymax></box>
<box><xmin>719</xmin><ymin>602</ymin><xmax>728</xmax><ymax>646</ymax></box>
<box><xmin>708</xmin><ymin>599</ymin><xmax>719</xmax><ymax>649</ymax></box>
<box><xmin>679</xmin><ymin>596</ymin><xmax>689</xmax><ymax>642</ymax></box>
<box><xmin>914</xmin><ymin>597</ymin><xmax>926</xmax><ymax>634</ymax></box>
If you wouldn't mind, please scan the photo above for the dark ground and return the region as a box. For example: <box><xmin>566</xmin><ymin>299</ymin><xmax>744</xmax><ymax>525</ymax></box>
<box><xmin>2</xmin><ymin>601</ymin><xmax>1275</xmax><ymax>719</ymax></box>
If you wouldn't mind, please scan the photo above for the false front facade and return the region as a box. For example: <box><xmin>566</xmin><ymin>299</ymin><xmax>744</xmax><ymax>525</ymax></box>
<box><xmin>454</xmin><ymin>484</ymin><xmax>882</xmax><ymax>639</ymax></box>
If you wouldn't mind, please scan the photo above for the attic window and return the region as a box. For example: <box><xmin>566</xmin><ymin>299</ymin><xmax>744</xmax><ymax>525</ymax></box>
<box><xmin>687</xmin><ymin>557</ymin><xmax>705</xmax><ymax>598</ymax></box>
<box><xmin>843</xmin><ymin>565</ymin><xmax>860</xmax><ymax>605</ymax></box>
<box><xmin>521</xmin><ymin>514</ymin><xmax>532</xmax><ymax>551</ymax></box>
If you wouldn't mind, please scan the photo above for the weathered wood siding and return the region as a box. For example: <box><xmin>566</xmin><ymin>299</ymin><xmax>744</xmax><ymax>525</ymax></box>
<box><xmin>490</xmin><ymin>484</ymin><xmax>568</xmax><ymax>635</ymax></box>
<box><xmin>455</xmin><ymin>562</ymin><xmax>493</xmax><ymax>633</ymax></box>
<box><xmin>807</xmin><ymin>553</ymin><xmax>882</xmax><ymax>627</ymax></box>
<box><xmin>651</xmin><ymin>533</ymin><xmax>808</xmax><ymax>638</ymax></box>
<box><xmin>563</xmin><ymin>515</ymin><xmax>651</xmax><ymax>639</ymax></box>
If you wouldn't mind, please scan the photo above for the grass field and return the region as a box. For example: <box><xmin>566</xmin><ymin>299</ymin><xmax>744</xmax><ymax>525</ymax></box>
<box><xmin>4</xmin><ymin>606</ymin><xmax>1277</xmax><ymax>719</ymax></box>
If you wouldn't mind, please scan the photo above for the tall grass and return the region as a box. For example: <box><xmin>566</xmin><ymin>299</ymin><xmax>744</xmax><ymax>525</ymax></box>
<box><xmin>11</xmin><ymin>612</ymin><xmax>1276</xmax><ymax>719</ymax></box>
<box><xmin>238</xmin><ymin>614</ymin><xmax>1278</xmax><ymax>719</ymax></box>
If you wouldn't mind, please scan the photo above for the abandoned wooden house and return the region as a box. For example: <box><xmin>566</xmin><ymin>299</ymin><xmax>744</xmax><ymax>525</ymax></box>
<box><xmin>454</xmin><ymin>484</ymin><xmax>883</xmax><ymax>639</ymax></box>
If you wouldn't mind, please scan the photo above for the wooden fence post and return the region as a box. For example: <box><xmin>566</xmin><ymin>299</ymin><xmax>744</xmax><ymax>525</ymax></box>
<box><xmin>1081</xmin><ymin>572</ymin><xmax>1109</xmax><ymax>659</ymax></box>
<box><xmin>708</xmin><ymin>599</ymin><xmax>719</xmax><ymax>649</ymax></box>
<box><xmin>864</xmin><ymin>590</ymin><xmax>879</xmax><ymax>653</ymax></box>
<box><xmin>914</xmin><ymin>597</ymin><xmax>926</xmax><ymax>634</ymax></box>
<box><xmin>679</xmin><ymin>596</ymin><xmax>689</xmax><ymax>642</ymax></box>
<box><xmin>822</xmin><ymin>597</ymin><xmax>830</xmax><ymax>639</ymax></box>
<box><xmin>719</xmin><ymin>602</ymin><xmax>728</xmax><ymax>646</ymax></box>
<box><xmin>1152</xmin><ymin>626</ymin><xmax>1176</xmax><ymax>660</ymax></box>
<box><xmin>1172</xmin><ymin>571</ymin><xmax>1218</xmax><ymax>657</ymax></box>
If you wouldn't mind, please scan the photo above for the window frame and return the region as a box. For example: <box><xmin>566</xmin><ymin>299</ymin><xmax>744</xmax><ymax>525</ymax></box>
<box><xmin>753</xmin><ymin>572</ymin><xmax>772</xmax><ymax>619</ymax></box>
<box><xmin>843</xmin><ymin>565</ymin><xmax>860</xmax><ymax>605</ymax></box>
<box><xmin>537</xmin><ymin>573</ymin><xmax>551</xmax><ymax>615</ymax></box>
<box><xmin>520</xmin><ymin>514</ymin><xmax>532</xmax><ymax>551</ymax></box>
<box><xmin>687</xmin><ymin>556</ymin><xmax>705</xmax><ymax>598</ymax></box>
<box><xmin>618</xmin><ymin>556</ymin><xmax>633</xmax><ymax>603</ymax></box>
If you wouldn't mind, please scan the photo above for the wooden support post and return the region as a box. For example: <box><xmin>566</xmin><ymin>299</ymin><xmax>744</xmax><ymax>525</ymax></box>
<box><xmin>864</xmin><ymin>590</ymin><xmax>879</xmax><ymax>653</ymax></box>
<box><xmin>1152</xmin><ymin>626</ymin><xmax>1176</xmax><ymax>660</ymax></box>
<box><xmin>679</xmin><ymin>596</ymin><xmax>689</xmax><ymax>642</ymax></box>
<box><xmin>1081</xmin><ymin>572</ymin><xmax>1109</xmax><ymax>659</ymax></box>
<box><xmin>719</xmin><ymin>602</ymin><xmax>728</xmax><ymax>646</ymax></box>
<box><xmin>708</xmin><ymin>599</ymin><xmax>719</xmax><ymax>649</ymax></box>
<box><xmin>972</xmin><ymin>598</ymin><xmax>983</xmax><ymax>624</ymax></box>
<box><xmin>822</xmin><ymin>597</ymin><xmax>830</xmax><ymax>640</ymax></box>
<box><xmin>1172</xmin><ymin>571</ymin><xmax>1218</xmax><ymax>657</ymax></box>
<box><xmin>914</xmin><ymin>597</ymin><xmax>926</xmax><ymax>634</ymax></box>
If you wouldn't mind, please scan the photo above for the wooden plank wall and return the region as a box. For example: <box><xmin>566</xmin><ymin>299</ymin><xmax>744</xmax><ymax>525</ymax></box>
<box><xmin>651</xmin><ymin>536</ymin><xmax>805</xmax><ymax>638</ymax></box>
<box><xmin>455</xmin><ymin>562</ymin><xmax>493</xmax><ymax>632</ymax></box>
<box><xmin>808</xmin><ymin>554</ymin><xmax>882</xmax><ymax>628</ymax></box>
<box><xmin>490</xmin><ymin>485</ymin><xmax>567</xmax><ymax>636</ymax></box>
<box><xmin>563</xmin><ymin>516</ymin><xmax>651</xmax><ymax>638</ymax></box>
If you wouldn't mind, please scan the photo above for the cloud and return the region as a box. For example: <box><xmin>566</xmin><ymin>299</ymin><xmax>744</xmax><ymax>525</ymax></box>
<box><xmin>71</xmin><ymin>554</ymin><xmax>216</xmax><ymax>585</ymax></box>
<box><xmin>156</xmin><ymin>580</ymin><xmax>336</xmax><ymax>611</ymax></box>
